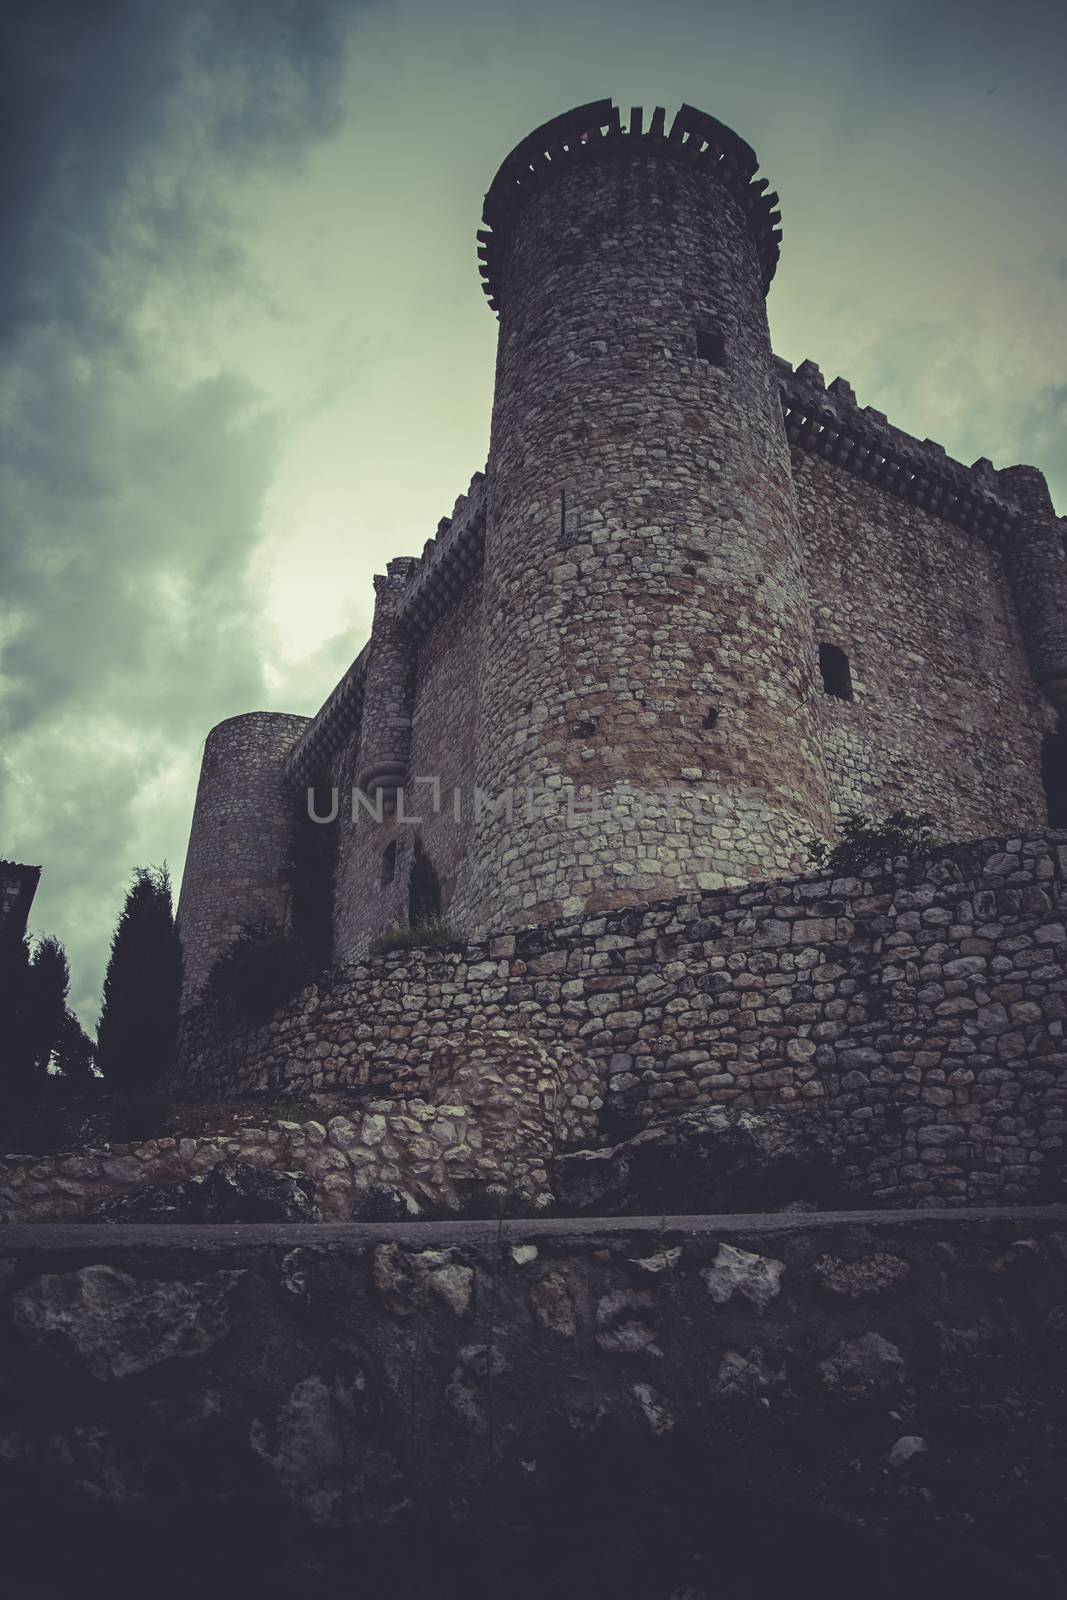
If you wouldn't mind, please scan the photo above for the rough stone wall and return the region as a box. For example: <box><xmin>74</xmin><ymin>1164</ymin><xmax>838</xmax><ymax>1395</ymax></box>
<box><xmin>3</xmin><ymin>1211</ymin><xmax>1066</xmax><ymax>1598</ymax></box>
<box><xmin>175</xmin><ymin>830</ymin><xmax>1067</xmax><ymax>1207</ymax></box>
<box><xmin>472</xmin><ymin>132</ymin><xmax>831</xmax><ymax>934</ymax></box>
<box><xmin>177</xmin><ymin>712</ymin><xmax>310</xmax><ymax>1007</ymax></box>
<box><xmin>402</xmin><ymin>573</ymin><xmax>483</xmax><ymax>926</ymax></box>
<box><xmin>1</xmin><ymin>1030</ymin><xmax>602</xmax><ymax>1223</ymax></box>
<box><xmin>792</xmin><ymin>450</ymin><xmax>1057</xmax><ymax>831</ymax></box>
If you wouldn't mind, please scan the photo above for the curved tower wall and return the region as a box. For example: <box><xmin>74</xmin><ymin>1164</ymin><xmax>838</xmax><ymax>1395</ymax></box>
<box><xmin>469</xmin><ymin>103</ymin><xmax>832</xmax><ymax>929</ymax></box>
<box><xmin>177</xmin><ymin>711</ymin><xmax>310</xmax><ymax>1008</ymax></box>
<box><xmin>1001</xmin><ymin>465</ymin><xmax>1067</xmax><ymax>718</ymax></box>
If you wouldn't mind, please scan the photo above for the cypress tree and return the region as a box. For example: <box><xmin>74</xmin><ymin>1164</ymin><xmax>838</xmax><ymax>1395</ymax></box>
<box><xmin>96</xmin><ymin>865</ymin><xmax>183</xmax><ymax>1094</ymax></box>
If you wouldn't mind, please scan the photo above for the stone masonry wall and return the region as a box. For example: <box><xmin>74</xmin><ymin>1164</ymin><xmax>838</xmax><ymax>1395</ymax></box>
<box><xmin>175</xmin><ymin>830</ymin><xmax>1067</xmax><ymax>1207</ymax></box>
<box><xmin>794</xmin><ymin>449</ymin><xmax>1056</xmax><ymax>833</ymax></box>
<box><xmin>1</xmin><ymin>1029</ymin><xmax>603</xmax><ymax>1224</ymax></box>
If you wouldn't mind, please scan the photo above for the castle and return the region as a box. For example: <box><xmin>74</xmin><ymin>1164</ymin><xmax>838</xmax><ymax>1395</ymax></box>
<box><xmin>177</xmin><ymin>98</ymin><xmax>1067</xmax><ymax>1012</ymax></box>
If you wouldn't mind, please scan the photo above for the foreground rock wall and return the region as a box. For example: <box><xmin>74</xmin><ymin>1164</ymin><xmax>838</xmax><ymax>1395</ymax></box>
<box><xmin>177</xmin><ymin>831</ymin><xmax>1067</xmax><ymax>1207</ymax></box>
<box><xmin>2</xmin><ymin>1208</ymin><xmax>1065</xmax><ymax>1599</ymax></box>
<box><xmin>1</xmin><ymin>1031</ymin><xmax>603</xmax><ymax>1224</ymax></box>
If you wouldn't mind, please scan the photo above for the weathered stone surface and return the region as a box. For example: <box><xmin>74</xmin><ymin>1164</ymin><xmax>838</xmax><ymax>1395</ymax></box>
<box><xmin>11</xmin><ymin>1263</ymin><xmax>243</xmax><ymax>1380</ymax></box>
<box><xmin>2</xmin><ymin>1210</ymin><xmax>1066</xmax><ymax>1597</ymax></box>
<box><xmin>165</xmin><ymin>830</ymin><xmax>1067</xmax><ymax>1211</ymax></box>
<box><xmin>818</xmin><ymin>1332</ymin><xmax>907</xmax><ymax>1397</ymax></box>
<box><xmin>814</xmin><ymin>1252</ymin><xmax>911</xmax><ymax>1297</ymax></box>
<box><xmin>702</xmin><ymin>1244</ymin><xmax>785</xmax><ymax>1312</ymax></box>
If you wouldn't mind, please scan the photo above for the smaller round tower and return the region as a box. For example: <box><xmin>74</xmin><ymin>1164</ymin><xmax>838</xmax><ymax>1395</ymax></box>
<box><xmin>177</xmin><ymin>711</ymin><xmax>309</xmax><ymax>1008</ymax></box>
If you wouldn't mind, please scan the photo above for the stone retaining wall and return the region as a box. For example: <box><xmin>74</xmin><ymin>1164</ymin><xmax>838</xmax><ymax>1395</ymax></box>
<box><xmin>175</xmin><ymin>831</ymin><xmax>1067</xmax><ymax>1208</ymax></box>
<box><xmin>1</xmin><ymin>1030</ymin><xmax>603</xmax><ymax>1224</ymax></box>
<box><xmin>2</xmin><ymin>1209</ymin><xmax>1066</xmax><ymax>1598</ymax></box>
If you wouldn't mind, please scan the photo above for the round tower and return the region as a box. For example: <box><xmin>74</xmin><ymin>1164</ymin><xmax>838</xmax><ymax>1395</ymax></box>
<box><xmin>469</xmin><ymin>100</ymin><xmax>832</xmax><ymax>930</ymax></box>
<box><xmin>1000</xmin><ymin>465</ymin><xmax>1067</xmax><ymax>716</ymax></box>
<box><xmin>177</xmin><ymin>711</ymin><xmax>309</xmax><ymax>1008</ymax></box>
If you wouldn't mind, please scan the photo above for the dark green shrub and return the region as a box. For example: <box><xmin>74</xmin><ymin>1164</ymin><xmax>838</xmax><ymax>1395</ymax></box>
<box><xmin>109</xmin><ymin>1081</ymin><xmax>172</xmax><ymax>1142</ymax></box>
<box><xmin>805</xmin><ymin>810</ymin><xmax>939</xmax><ymax>876</ymax></box>
<box><xmin>204</xmin><ymin>922</ymin><xmax>314</xmax><ymax>1025</ymax></box>
<box><xmin>97</xmin><ymin>865</ymin><xmax>183</xmax><ymax>1094</ymax></box>
<box><xmin>369</xmin><ymin>917</ymin><xmax>456</xmax><ymax>957</ymax></box>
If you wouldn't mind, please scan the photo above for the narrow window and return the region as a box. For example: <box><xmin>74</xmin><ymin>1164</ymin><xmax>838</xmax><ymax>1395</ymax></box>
<box><xmin>559</xmin><ymin>485</ymin><xmax>579</xmax><ymax>546</ymax></box>
<box><xmin>695</xmin><ymin>327</ymin><xmax>726</xmax><ymax>365</ymax></box>
<box><xmin>1042</xmin><ymin>731</ymin><xmax>1067</xmax><ymax>827</ymax></box>
<box><xmin>380</xmin><ymin>841</ymin><xmax>397</xmax><ymax>888</ymax></box>
<box><xmin>819</xmin><ymin>643</ymin><xmax>853</xmax><ymax>701</ymax></box>
<box><xmin>408</xmin><ymin>835</ymin><xmax>442</xmax><ymax>927</ymax></box>
<box><xmin>703</xmin><ymin>706</ymin><xmax>720</xmax><ymax>730</ymax></box>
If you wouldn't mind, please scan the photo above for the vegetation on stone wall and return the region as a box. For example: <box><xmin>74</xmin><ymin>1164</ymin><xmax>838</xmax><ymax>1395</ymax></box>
<box><xmin>97</xmin><ymin>866</ymin><xmax>182</xmax><ymax>1136</ymax></box>
<box><xmin>369</xmin><ymin>917</ymin><xmax>455</xmax><ymax>956</ymax></box>
<box><xmin>204</xmin><ymin>921</ymin><xmax>315</xmax><ymax>1026</ymax></box>
<box><xmin>806</xmin><ymin>809</ymin><xmax>939</xmax><ymax>875</ymax></box>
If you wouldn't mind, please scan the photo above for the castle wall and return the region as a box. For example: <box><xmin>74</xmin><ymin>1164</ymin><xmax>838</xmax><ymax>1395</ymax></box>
<box><xmin>177</xmin><ymin>712</ymin><xmax>309</xmax><ymax>1007</ymax></box>
<box><xmin>177</xmin><ymin>829</ymin><xmax>1067</xmax><ymax>1208</ymax></box>
<box><xmin>792</xmin><ymin>450</ymin><xmax>1057</xmax><ymax>832</ymax></box>
<box><xmin>330</xmin><ymin>572</ymin><xmax>485</xmax><ymax>961</ymax></box>
<box><xmin>404</xmin><ymin>572</ymin><xmax>483</xmax><ymax>924</ymax></box>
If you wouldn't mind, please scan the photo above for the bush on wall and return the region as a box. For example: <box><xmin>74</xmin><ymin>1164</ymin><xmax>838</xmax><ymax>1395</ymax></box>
<box><xmin>204</xmin><ymin>921</ymin><xmax>315</xmax><ymax>1026</ymax></box>
<box><xmin>806</xmin><ymin>810</ymin><xmax>940</xmax><ymax>875</ymax></box>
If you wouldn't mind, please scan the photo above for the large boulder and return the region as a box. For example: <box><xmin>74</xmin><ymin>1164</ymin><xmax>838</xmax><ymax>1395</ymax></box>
<box><xmin>90</xmin><ymin>1159</ymin><xmax>318</xmax><ymax>1224</ymax></box>
<box><xmin>550</xmin><ymin>1106</ymin><xmax>840</xmax><ymax>1215</ymax></box>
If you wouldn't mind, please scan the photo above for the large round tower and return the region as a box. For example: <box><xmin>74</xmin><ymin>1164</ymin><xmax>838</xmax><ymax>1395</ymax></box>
<box><xmin>469</xmin><ymin>100</ymin><xmax>832</xmax><ymax>929</ymax></box>
<box><xmin>177</xmin><ymin>711</ymin><xmax>309</xmax><ymax>1008</ymax></box>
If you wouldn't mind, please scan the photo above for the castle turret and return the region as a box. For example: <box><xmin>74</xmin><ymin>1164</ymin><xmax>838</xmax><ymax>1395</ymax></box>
<box><xmin>1001</xmin><ymin>465</ymin><xmax>1067</xmax><ymax>717</ymax></box>
<box><xmin>354</xmin><ymin>558</ymin><xmax>419</xmax><ymax>808</ymax></box>
<box><xmin>470</xmin><ymin>100</ymin><xmax>832</xmax><ymax>927</ymax></box>
<box><xmin>177</xmin><ymin>711</ymin><xmax>309</xmax><ymax>1007</ymax></box>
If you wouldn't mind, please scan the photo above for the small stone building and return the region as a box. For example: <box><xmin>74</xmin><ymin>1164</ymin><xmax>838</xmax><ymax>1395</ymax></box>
<box><xmin>177</xmin><ymin>98</ymin><xmax>1067</xmax><ymax>1009</ymax></box>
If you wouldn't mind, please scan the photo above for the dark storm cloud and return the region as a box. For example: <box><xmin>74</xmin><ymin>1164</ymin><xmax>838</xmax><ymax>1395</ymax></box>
<box><xmin>0</xmin><ymin>0</ymin><xmax>359</xmax><ymax>1020</ymax></box>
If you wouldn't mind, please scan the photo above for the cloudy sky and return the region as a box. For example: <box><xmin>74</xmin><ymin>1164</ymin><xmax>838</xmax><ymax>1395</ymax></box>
<box><xmin>3</xmin><ymin>0</ymin><xmax>1065</xmax><ymax>1028</ymax></box>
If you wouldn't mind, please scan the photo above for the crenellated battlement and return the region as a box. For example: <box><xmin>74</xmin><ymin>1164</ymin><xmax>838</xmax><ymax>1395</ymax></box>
<box><xmin>777</xmin><ymin>356</ymin><xmax>1023</xmax><ymax>543</ymax></box>
<box><xmin>478</xmin><ymin>98</ymin><xmax>782</xmax><ymax>309</ymax></box>
<box><xmin>283</xmin><ymin>471</ymin><xmax>488</xmax><ymax>788</ymax></box>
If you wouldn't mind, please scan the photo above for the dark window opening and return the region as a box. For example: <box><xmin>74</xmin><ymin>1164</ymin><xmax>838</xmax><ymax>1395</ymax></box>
<box><xmin>703</xmin><ymin>706</ymin><xmax>720</xmax><ymax>730</ymax></box>
<box><xmin>1042</xmin><ymin>730</ymin><xmax>1067</xmax><ymax>826</ymax></box>
<box><xmin>380</xmin><ymin>841</ymin><xmax>397</xmax><ymax>888</ymax></box>
<box><xmin>819</xmin><ymin>643</ymin><xmax>853</xmax><ymax>701</ymax></box>
<box><xmin>572</xmin><ymin>716</ymin><xmax>598</xmax><ymax>738</ymax></box>
<box><xmin>695</xmin><ymin>327</ymin><xmax>726</xmax><ymax>365</ymax></box>
<box><xmin>408</xmin><ymin>835</ymin><xmax>442</xmax><ymax>926</ymax></box>
<box><xmin>559</xmin><ymin>486</ymin><xmax>579</xmax><ymax>546</ymax></box>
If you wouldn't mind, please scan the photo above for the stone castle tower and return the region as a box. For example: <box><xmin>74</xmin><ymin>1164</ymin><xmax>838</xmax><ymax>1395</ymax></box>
<box><xmin>177</xmin><ymin>98</ymin><xmax>1067</xmax><ymax>1008</ymax></box>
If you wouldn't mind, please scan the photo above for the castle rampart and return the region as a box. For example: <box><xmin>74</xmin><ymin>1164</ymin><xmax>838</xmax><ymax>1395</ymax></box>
<box><xmin>175</xmin><ymin>828</ymin><xmax>1067</xmax><ymax>1210</ymax></box>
